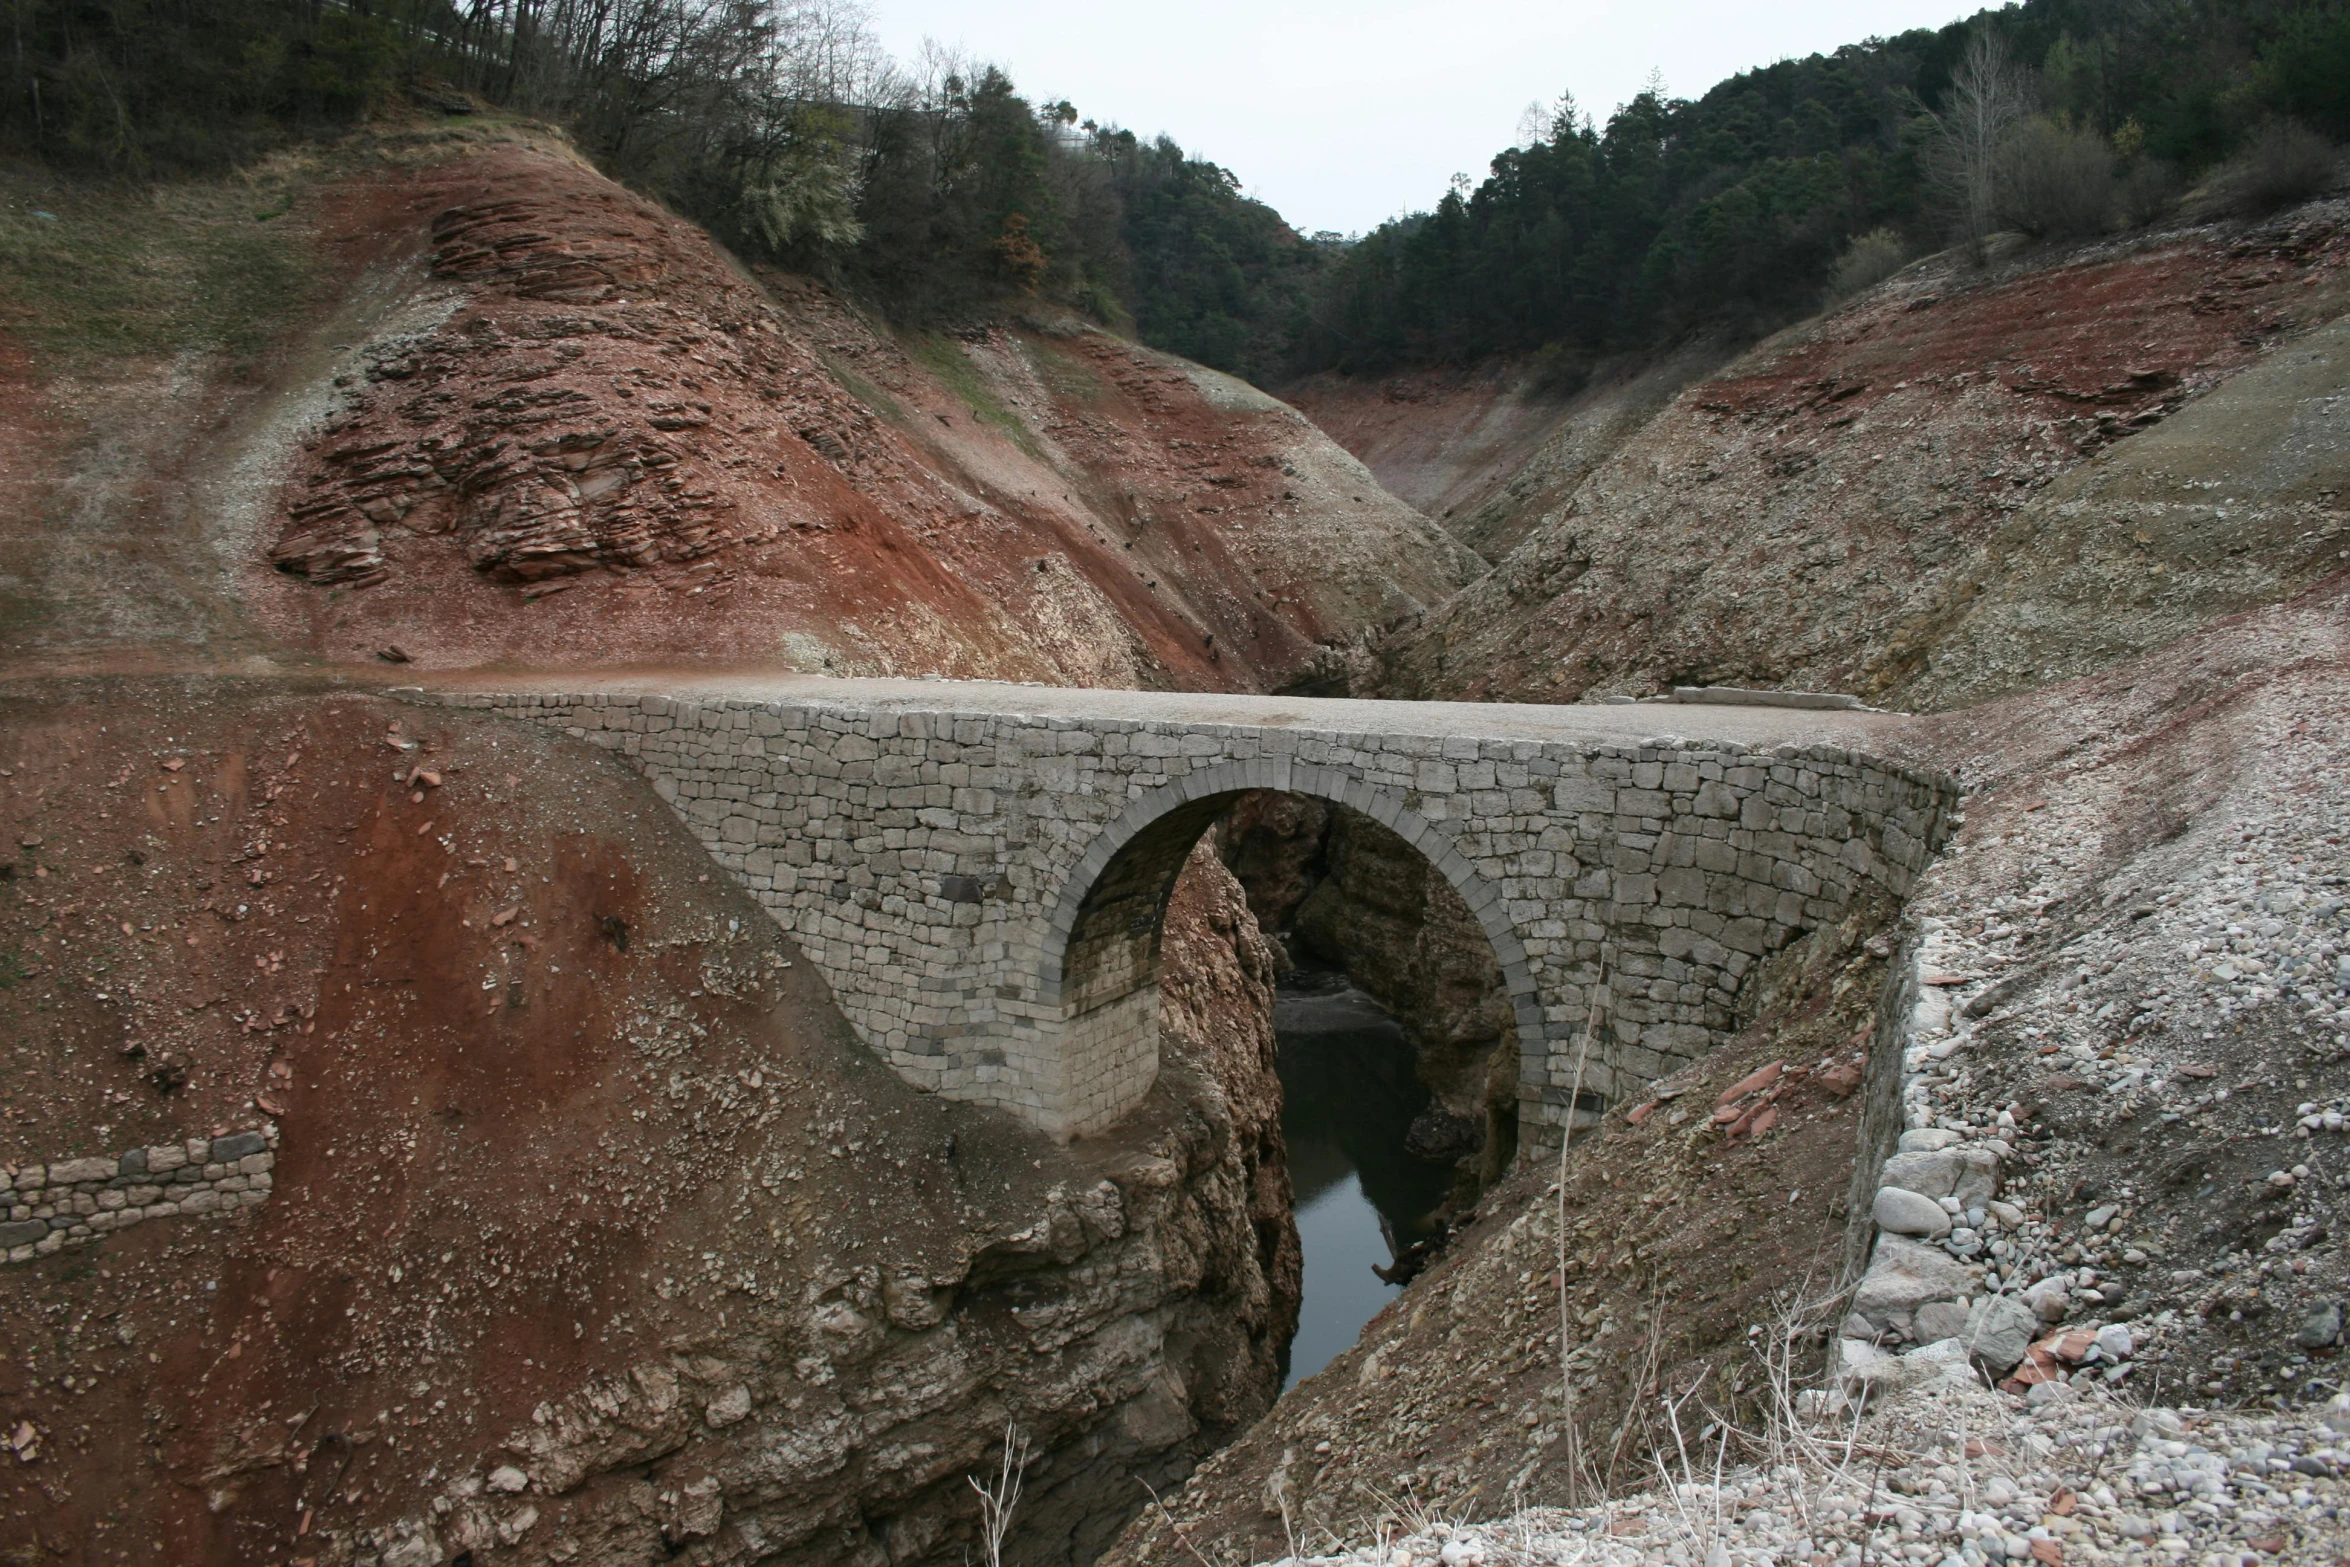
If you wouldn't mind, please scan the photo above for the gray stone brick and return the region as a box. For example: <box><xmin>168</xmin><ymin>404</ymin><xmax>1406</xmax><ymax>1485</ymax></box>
<box><xmin>428</xmin><ymin>686</ymin><xmax>1953</xmax><ymax>1149</ymax></box>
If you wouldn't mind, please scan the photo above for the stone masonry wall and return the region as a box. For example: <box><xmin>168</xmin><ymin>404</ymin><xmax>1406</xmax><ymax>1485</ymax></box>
<box><xmin>429</xmin><ymin>689</ymin><xmax>1958</xmax><ymax>1146</ymax></box>
<box><xmin>1</xmin><ymin>1128</ymin><xmax>277</xmax><ymax>1264</ymax></box>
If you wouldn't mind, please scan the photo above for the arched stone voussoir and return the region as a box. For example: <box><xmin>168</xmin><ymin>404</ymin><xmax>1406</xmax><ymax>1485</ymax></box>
<box><xmin>1178</xmin><ymin>759</ymin><xmax>1257</xmax><ymax>799</ymax></box>
<box><xmin>1037</xmin><ymin>764</ymin><xmax>1556</xmax><ymax>1138</ymax></box>
<box><xmin>1334</xmin><ymin>778</ymin><xmax>1385</xmax><ymax>817</ymax></box>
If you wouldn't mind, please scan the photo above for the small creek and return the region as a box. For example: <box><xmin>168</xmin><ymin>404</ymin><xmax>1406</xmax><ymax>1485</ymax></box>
<box><xmin>1274</xmin><ymin>971</ymin><xmax>1457</xmax><ymax>1388</ymax></box>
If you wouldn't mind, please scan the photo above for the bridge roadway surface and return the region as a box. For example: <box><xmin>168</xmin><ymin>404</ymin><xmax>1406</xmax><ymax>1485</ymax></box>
<box><xmin>426</xmin><ymin>672</ymin><xmax>1919</xmax><ymax>749</ymax></box>
<box><xmin>421</xmin><ymin>672</ymin><xmax>1954</xmax><ymax>1144</ymax></box>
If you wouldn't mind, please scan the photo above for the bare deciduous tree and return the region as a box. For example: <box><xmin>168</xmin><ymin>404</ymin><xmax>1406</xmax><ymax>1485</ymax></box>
<box><xmin>1924</xmin><ymin>31</ymin><xmax>2028</xmax><ymax>262</ymax></box>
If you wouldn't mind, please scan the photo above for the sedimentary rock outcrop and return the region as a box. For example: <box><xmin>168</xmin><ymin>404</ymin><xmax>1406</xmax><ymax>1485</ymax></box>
<box><xmin>1218</xmin><ymin>794</ymin><xmax>1515</xmax><ymax>1161</ymax></box>
<box><xmin>250</xmin><ymin>130</ymin><xmax>1475</xmax><ymax>688</ymax></box>
<box><xmin>0</xmin><ymin>684</ymin><xmax>1296</xmax><ymax>1567</ymax></box>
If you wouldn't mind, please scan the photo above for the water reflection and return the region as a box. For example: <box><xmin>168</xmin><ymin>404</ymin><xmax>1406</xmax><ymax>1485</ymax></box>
<box><xmin>1275</xmin><ymin>972</ymin><xmax>1456</xmax><ymax>1388</ymax></box>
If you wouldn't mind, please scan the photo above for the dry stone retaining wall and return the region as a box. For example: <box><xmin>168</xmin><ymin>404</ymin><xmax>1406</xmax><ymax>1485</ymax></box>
<box><xmin>434</xmin><ymin>689</ymin><xmax>1957</xmax><ymax>1146</ymax></box>
<box><xmin>1</xmin><ymin>1128</ymin><xmax>277</xmax><ymax>1263</ymax></box>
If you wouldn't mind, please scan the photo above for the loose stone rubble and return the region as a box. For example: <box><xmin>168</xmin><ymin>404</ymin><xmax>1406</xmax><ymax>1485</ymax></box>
<box><xmin>1835</xmin><ymin>655</ymin><xmax>2350</xmax><ymax>1410</ymax></box>
<box><xmin>1174</xmin><ymin>588</ymin><xmax>2350</xmax><ymax>1567</ymax></box>
<box><xmin>1262</xmin><ymin>1380</ymin><xmax>2350</xmax><ymax>1565</ymax></box>
<box><xmin>0</xmin><ymin>1127</ymin><xmax>275</xmax><ymax>1262</ymax></box>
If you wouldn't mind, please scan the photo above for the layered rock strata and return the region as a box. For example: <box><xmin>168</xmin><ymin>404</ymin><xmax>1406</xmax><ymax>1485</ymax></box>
<box><xmin>1102</xmin><ymin>892</ymin><xmax>1898</xmax><ymax>1566</ymax></box>
<box><xmin>1338</xmin><ymin>209</ymin><xmax>2350</xmax><ymax>710</ymax></box>
<box><xmin>247</xmin><ymin>130</ymin><xmax>1475</xmax><ymax>687</ymax></box>
<box><xmin>347</xmin><ymin>844</ymin><xmax>1297</xmax><ymax>1567</ymax></box>
<box><xmin>0</xmin><ymin>682</ymin><xmax>1296</xmax><ymax>1567</ymax></box>
<box><xmin>1219</xmin><ymin>793</ymin><xmax>1516</xmax><ymax>1165</ymax></box>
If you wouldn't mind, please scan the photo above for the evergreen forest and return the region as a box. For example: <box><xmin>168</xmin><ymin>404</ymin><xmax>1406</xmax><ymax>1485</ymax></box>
<box><xmin>1290</xmin><ymin>0</ymin><xmax>2350</xmax><ymax>376</ymax></box>
<box><xmin>4</xmin><ymin>0</ymin><xmax>2349</xmax><ymax>386</ymax></box>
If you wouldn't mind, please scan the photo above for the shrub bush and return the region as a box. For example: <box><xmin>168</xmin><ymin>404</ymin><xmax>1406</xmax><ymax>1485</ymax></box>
<box><xmin>1996</xmin><ymin>118</ymin><xmax>2115</xmax><ymax>239</ymax></box>
<box><xmin>2116</xmin><ymin>158</ymin><xmax>2183</xmax><ymax>227</ymax></box>
<box><xmin>1525</xmin><ymin>341</ymin><xmax>1592</xmax><ymax>399</ymax></box>
<box><xmin>2213</xmin><ymin>121</ymin><xmax>2339</xmax><ymax>216</ymax></box>
<box><xmin>1825</xmin><ymin>228</ymin><xmax>1912</xmax><ymax>301</ymax></box>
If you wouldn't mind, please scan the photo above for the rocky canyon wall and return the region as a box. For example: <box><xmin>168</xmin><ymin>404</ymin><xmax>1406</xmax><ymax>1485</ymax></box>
<box><xmin>0</xmin><ymin>682</ymin><xmax>1296</xmax><ymax>1567</ymax></box>
<box><xmin>1219</xmin><ymin>793</ymin><xmax>1516</xmax><ymax>1176</ymax></box>
<box><xmin>1282</xmin><ymin>345</ymin><xmax>1730</xmax><ymax>563</ymax></box>
<box><xmin>0</xmin><ymin>117</ymin><xmax>1476</xmax><ymax>691</ymax></box>
<box><xmin>0</xmin><ymin>109</ymin><xmax>1535</xmax><ymax>1566</ymax></box>
<box><xmin>234</xmin><ymin>124</ymin><xmax>1476</xmax><ymax>691</ymax></box>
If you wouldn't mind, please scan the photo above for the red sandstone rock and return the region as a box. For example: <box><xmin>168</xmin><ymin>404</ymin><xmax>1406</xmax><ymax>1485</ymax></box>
<box><xmin>253</xmin><ymin>139</ymin><xmax>1472</xmax><ymax>688</ymax></box>
<box><xmin>1716</xmin><ymin>1060</ymin><xmax>1784</xmax><ymax>1106</ymax></box>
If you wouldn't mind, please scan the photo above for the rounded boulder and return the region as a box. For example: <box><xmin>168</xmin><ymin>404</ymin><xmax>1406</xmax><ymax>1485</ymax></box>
<box><xmin>1873</xmin><ymin>1185</ymin><xmax>1954</xmax><ymax>1238</ymax></box>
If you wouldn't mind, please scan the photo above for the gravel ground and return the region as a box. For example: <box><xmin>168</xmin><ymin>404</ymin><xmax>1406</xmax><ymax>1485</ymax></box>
<box><xmin>1218</xmin><ymin>585</ymin><xmax>2350</xmax><ymax>1567</ymax></box>
<box><xmin>1252</xmin><ymin>1378</ymin><xmax>2350</xmax><ymax>1565</ymax></box>
<box><xmin>1855</xmin><ymin>590</ymin><xmax>2350</xmax><ymax>1411</ymax></box>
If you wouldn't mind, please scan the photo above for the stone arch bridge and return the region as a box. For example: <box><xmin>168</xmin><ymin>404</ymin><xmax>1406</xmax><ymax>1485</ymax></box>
<box><xmin>426</xmin><ymin>679</ymin><xmax>1956</xmax><ymax>1146</ymax></box>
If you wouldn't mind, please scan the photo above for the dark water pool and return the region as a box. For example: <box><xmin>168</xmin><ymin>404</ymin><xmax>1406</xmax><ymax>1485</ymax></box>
<box><xmin>1274</xmin><ymin>974</ymin><xmax>1457</xmax><ymax>1389</ymax></box>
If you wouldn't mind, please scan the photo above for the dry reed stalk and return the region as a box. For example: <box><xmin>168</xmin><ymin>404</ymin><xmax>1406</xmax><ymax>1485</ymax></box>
<box><xmin>968</xmin><ymin>1420</ymin><xmax>1029</xmax><ymax>1567</ymax></box>
<box><xmin>1554</xmin><ymin>948</ymin><xmax>1610</xmax><ymax>1507</ymax></box>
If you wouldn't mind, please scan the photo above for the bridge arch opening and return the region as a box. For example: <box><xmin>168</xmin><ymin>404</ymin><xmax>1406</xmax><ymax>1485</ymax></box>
<box><xmin>1044</xmin><ymin>770</ymin><xmax>1565</xmax><ymax>1385</ymax></box>
<box><xmin>1039</xmin><ymin>763</ymin><xmax>1549</xmax><ymax>1153</ymax></box>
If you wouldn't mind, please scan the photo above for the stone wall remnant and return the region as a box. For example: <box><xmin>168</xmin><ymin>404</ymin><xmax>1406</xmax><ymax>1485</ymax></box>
<box><xmin>2</xmin><ymin>1128</ymin><xmax>276</xmax><ymax>1263</ymax></box>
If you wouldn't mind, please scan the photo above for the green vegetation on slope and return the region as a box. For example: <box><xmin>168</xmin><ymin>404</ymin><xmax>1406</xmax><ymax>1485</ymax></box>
<box><xmin>1289</xmin><ymin>0</ymin><xmax>2350</xmax><ymax>376</ymax></box>
<box><xmin>0</xmin><ymin>1</ymin><xmax>1313</xmax><ymax>384</ymax></box>
<box><xmin>1094</xmin><ymin>130</ymin><xmax>1323</xmax><ymax>386</ymax></box>
<box><xmin>7</xmin><ymin>1</ymin><xmax>2346</xmax><ymax>389</ymax></box>
<box><xmin>0</xmin><ymin>166</ymin><xmax>320</xmax><ymax>371</ymax></box>
<box><xmin>898</xmin><ymin>329</ymin><xmax>1048</xmax><ymax>462</ymax></box>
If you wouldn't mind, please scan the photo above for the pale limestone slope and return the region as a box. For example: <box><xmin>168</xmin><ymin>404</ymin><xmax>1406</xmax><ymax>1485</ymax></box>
<box><xmin>1322</xmin><ymin>207</ymin><xmax>2350</xmax><ymax>710</ymax></box>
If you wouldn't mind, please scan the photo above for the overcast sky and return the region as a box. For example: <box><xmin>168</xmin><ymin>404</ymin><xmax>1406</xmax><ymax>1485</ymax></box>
<box><xmin>867</xmin><ymin>0</ymin><xmax>1983</xmax><ymax>236</ymax></box>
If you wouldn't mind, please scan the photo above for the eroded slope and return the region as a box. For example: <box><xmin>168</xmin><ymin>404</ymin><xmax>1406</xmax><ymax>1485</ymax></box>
<box><xmin>1109</xmin><ymin>575</ymin><xmax>2350</xmax><ymax>1566</ymax></box>
<box><xmin>1283</xmin><ymin>347</ymin><xmax>1728</xmax><ymax>562</ymax></box>
<box><xmin>1353</xmin><ymin>210</ymin><xmax>2350</xmax><ymax>710</ymax></box>
<box><xmin>0</xmin><ymin>679</ymin><xmax>1296</xmax><ymax>1566</ymax></box>
<box><xmin>1106</xmin><ymin>899</ymin><xmax>1892</xmax><ymax>1565</ymax></box>
<box><xmin>0</xmin><ymin>121</ymin><xmax>1474</xmax><ymax>692</ymax></box>
<box><xmin>250</xmin><ymin>128</ymin><xmax>1469</xmax><ymax>688</ymax></box>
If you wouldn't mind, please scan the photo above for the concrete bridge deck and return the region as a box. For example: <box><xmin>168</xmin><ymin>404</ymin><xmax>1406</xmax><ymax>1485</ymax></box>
<box><xmin>418</xmin><ymin>674</ymin><xmax>1957</xmax><ymax>1146</ymax></box>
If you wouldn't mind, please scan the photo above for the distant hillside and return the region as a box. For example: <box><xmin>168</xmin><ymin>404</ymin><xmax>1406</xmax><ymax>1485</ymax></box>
<box><xmin>1289</xmin><ymin>0</ymin><xmax>2350</xmax><ymax>378</ymax></box>
<box><xmin>0</xmin><ymin>119</ymin><xmax>1473</xmax><ymax>685</ymax></box>
<box><xmin>12</xmin><ymin>2</ymin><xmax>2350</xmax><ymax>393</ymax></box>
<box><xmin>1323</xmin><ymin>198</ymin><xmax>2350</xmax><ymax>713</ymax></box>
